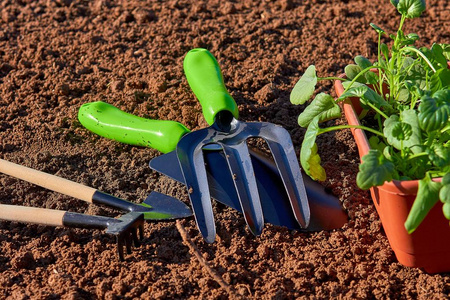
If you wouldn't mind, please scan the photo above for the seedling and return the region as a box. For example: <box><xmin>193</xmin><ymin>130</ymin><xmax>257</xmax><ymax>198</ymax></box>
<box><xmin>290</xmin><ymin>0</ymin><xmax>449</xmax><ymax>233</ymax></box>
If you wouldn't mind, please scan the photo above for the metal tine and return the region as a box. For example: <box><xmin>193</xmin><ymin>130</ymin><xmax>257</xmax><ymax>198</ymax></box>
<box><xmin>176</xmin><ymin>130</ymin><xmax>216</xmax><ymax>243</ymax></box>
<box><xmin>254</xmin><ymin>123</ymin><xmax>311</xmax><ymax>228</ymax></box>
<box><xmin>138</xmin><ymin>224</ymin><xmax>144</xmax><ymax>241</ymax></box>
<box><xmin>116</xmin><ymin>235</ymin><xmax>125</xmax><ymax>261</ymax></box>
<box><xmin>125</xmin><ymin>233</ymin><xmax>133</xmax><ymax>254</ymax></box>
<box><xmin>113</xmin><ymin>225</ymin><xmax>144</xmax><ymax>261</ymax></box>
<box><xmin>131</xmin><ymin>227</ymin><xmax>140</xmax><ymax>247</ymax></box>
<box><xmin>221</xmin><ymin>142</ymin><xmax>264</xmax><ymax>236</ymax></box>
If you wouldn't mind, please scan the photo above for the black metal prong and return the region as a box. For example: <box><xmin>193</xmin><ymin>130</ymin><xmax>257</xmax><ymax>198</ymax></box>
<box><xmin>139</xmin><ymin>224</ymin><xmax>144</xmax><ymax>241</ymax></box>
<box><xmin>132</xmin><ymin>228</ymin><xmax>140</xmax><ymax>247</ymax></box>
<box><xmin>116</xmin><ymin>235</ymin><xmax>125</xmax><ymax>261</ymax></box>
<box><xmin>125</xmin><ymin>233</ymin><xmax>132</xmax><ymax>254</ymax></box>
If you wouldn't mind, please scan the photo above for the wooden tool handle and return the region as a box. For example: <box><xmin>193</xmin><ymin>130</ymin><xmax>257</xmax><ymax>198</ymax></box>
<box><xmin>0</xmin><ymin>204</ymin><xmax>65</xmax><ymax>227</ymax></box>
<box><xmin>0</xmin><ymin>159</ymin><xmax>96</xmax><ymax>203</ymax></box>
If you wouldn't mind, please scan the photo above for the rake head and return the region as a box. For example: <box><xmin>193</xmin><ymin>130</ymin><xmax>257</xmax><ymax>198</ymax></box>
<box><xmin>106</xmin><ymin>212</ymin><xmax>145</xmax><ymax>261</ymax></box>
<box><xmin>176</xmin><ymin>111</ymin><xmax>311</xmax><ymax>243</ymax></box>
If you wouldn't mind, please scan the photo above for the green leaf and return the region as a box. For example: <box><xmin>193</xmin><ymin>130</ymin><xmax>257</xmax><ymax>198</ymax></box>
<box><xmin>300</xmin><ymin>116</ymin><xmax>326</xmax><ymax>181</ymax></box>
<box><xmin>392</xmin><ymin>122</ymin><xmax>413</xmax><ymax>141</ymax></box>
<box><xmin>297</xmin><ymin>93</ymin><xmax>341</xmax><ymax>127</ymax></box>
<box><xmin>418</xmin><ymin>90</ymin><xmax>450</xmax><ymax>132</ymax></box>
<box><xmin>404</xmin><ymin>173</ymin><xmax>442</xmax><ymax>233</ymax></box>
<box><xmin>345</xmin><ymin>64</ymin><xmax>366</xmax><ymax>83</ymax></box>
<box><xmin>400</xmin><ymin>33</ymin><xmax>420</xmax><ymax>47</ymax></box>
<box><xmin>431</xmin><ymin>43</ymin><xmax>448</xmax><ymax>68</ymax></box>
<box><xmin>356</xmin><ymin>149</ymin><xmax>395</xmax><ymax>190</ymax></box>
<box><xmin>365</xmin><ymin>71</ymin><xmax>379</xmax><ymax>85</ymax></box>
<box><xmin>290</xmin><ymin>65</ymin><xmax>317</xmax><ymax>105</ymax></box>
<box><xmin>338</xmin><ymin>85</ymin><xmax>388</xmax><ymax>110</ymax></box>
<box><xmin>440</xmin><ymin>43</ymin><xmax>450</xmax><ymax>60</ymax></box>
<box><xmin>397</xmin><ymin>88</ymin><xmax>410</xmax><ymax>102</ymax></box>
<box><xmin>427</xmin><ymin>144</ymin><xmax>450</xmax><ymax>168</ymax></box>
<box><xmin>370</xmin><ymin>23</ymin><xmax>385</xmax><ymax>34</ymax></box>
<box><xmin>429</xmin><ymin>70</ymin><xmax>443</xmax><ymax>94</ymax></box>
<box><xmin>342</xmin><ymin>81</ymin><xmax>365</xmax><ymax>90</ymax></box>
<box><xmin>404</xmin><ymin>61</ymin><xmax>428</xmax><ymax>90</ymax></box>
<box><xmin>436</xmin><ymin>68</ymin><xmax>450</xmax><ymax>90</ymax></box>
<box><xmin>338</xmin><ymin>85</ymin><xmax>368</xmax><ymax>99</ymax></box>
<box><xmin>381</xmin><ymin>43</ymin><xmax>390</xmax><ymax>60</ymax></box>
<box><xmin>401</xmin><ymin>56</ymin><xmax>416</xmax><ymax>70</ymax></box>
<box><xmin>384</xmin><ymin>110</ymin><xmax>422</xmax><ymax>153</ymax></box>
<box><xmin>406</xmin><ymin>33</ymin><xmax>419</xmax><ymax>42</ymax></box>
<box><xmin>390</xmin><ymin>0</ymin><xmax>399</xmax><ymax>8</ymax></box>
<box><xmin>364</xmin><ymin>88</ymin><xmax>390</xmax><ymax>108</ymax></box>
<box><xmin>419</xmin><ymin>46</ymin><xmax>441</xmax><ymax>72</ymax></box>
<box><xmin>443</xmin><ymin>203</ymin><xmax>450</xmax><ymax>220</ymax></box>
<box><xmin>440</xmin><ymin>173</ymin><xmax>450</xmax><ymax>203</ymax></box>
<box><xmin>369</xmin><ymin>136</ymin><xmax>387</xmax><ymax>152</ymax></box>
<box><xmin>401</xmin><ymin>109</ymin><xmax>422</xmax><ymax>136</ymax></box>
<box><xmin>383</xmin><ymin>145</ymin><xmax>395</xmax><ymax>161</ymax></box>
<box><xmin>355</xmin><ymin>56</ymin><xmax>372</xmax><ymax>70</ymax></box>
<box><xmin>396</xmin><ymin>0</ymin><xmax>426</xmax><ymax>19</ymax></box>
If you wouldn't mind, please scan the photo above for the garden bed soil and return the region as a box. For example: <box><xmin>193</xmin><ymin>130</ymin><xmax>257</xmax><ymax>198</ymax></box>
<box><xmin>1</xmin><ymin>0</ymin><xmax>449</xmax><ymax>298</ymax></box>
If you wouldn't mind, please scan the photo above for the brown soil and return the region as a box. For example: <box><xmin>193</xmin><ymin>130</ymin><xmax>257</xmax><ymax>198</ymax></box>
<box><xmin>1</xmin><ymin>0</ymin><xmax>449</xmax><ymax>299</ymax></box>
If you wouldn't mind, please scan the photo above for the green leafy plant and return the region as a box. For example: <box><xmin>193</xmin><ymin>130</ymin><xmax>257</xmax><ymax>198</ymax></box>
<box><xmin>290</xmin><ymin>0</ymin><xmax>450</xmax><ymax>233</ymax></box>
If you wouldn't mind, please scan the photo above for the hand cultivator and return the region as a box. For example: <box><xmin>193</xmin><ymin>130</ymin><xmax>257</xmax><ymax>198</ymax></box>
<box><xmin>79</xmin><ymin>49</ymin><xmax>347</xmax><ymax>242</ymax></box>
<box><xmin>0</xmin><ymin>159</ymin><xmax>192</xmax><ymax>260</ymax></box>
<box><xmin>0</xmin><ymin>204</ymin><xmax>144</xmax><ymax>261</ymax></box>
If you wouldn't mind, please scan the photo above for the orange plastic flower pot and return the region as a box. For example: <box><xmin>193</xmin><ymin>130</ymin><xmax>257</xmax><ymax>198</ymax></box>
<box><xmin>335</xmin><ymin>79</ymin><xmax>448</xmax><ymax>274</ymax></box>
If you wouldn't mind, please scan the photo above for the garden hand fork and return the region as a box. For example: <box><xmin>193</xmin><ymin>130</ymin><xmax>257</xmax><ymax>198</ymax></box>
<box><xmin>179</xmin><ymin>48</ymin><xmax>310</xmax><ymax>242</ymax></box>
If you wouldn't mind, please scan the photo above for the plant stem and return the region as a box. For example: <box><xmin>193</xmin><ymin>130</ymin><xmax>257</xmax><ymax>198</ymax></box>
<box><xmin>427</xmin><ymin>132</ymin><xmax>437</xmax><ymax>147</ymax></box>
<box><xmin>318</xmin><ymin>76</ymin><xmax>346</xmax><ymax>81</ymax></box>
<box><xmin>441</xmin><ymin>125</ymin><xmax>450</xmax><ymax>133</ymax></box>
<box><xmin>318</xmin><ymin>124</ymin><xmax>385</xmax><ymax>137</ymax></box>
<box><xmin>365</xmin><ymin>101</ymin><xmax>389</xmax><ymax>119</ymax></box>
<box><xmin>342</xmin><ymin>66</ymin><xmax>384</xmax><ymax>93</ymax></box>
<box><xmin>398</xmin><ymin>15</ymin><xmax>406</xmax><ymax>35</ymax></box>
<box><xmin>401</xmin><ymin>47</ymin><xmax>437</xmax><ymax>72</ymax></box>
<box><xmin>407</xmin><ymin>152</ymin><xmax>429</xmax><ymax>160</ymax></box>
<box><xmin>377</xmin><ymin>33</ymin><xmax>383</xmax><ymax>93</ymax></box>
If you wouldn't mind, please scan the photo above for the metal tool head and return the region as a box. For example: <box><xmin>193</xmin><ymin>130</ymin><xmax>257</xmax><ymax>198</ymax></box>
<box><xmin>94</xmin><ymin>190</ymin><xmax>193</xmax><ymax>221</ymax></box>
<box><xmin>176</xmin><ymin>111</ymin><xmax>311</xmax><ymax>243</ymax></box>
<box><xmin>151</xmin><ymin>148</ymin><xmax>347</xmax><ymax>232</ymax></box>
<box><xmin>106</xmin><ymin>212</ymin><xmax>145</xmax><ymax>261</ymax></box>
<box><xmin>134</xmin><ymin>191</ymin><xmax>193</xmax><ymax>220</ymax></box>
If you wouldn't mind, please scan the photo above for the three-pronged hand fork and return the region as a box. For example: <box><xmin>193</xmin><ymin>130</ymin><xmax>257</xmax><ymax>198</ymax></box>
<box><xmin>178</xmin><ymin>48</ymin><xmax>311</xmax><ymax>243</ymax></box>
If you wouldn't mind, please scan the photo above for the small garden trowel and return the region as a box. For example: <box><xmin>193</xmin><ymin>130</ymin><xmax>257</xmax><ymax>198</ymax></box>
<box><xmin>0</xmin><ymin>159</ymin><xmax>192</xmax><ymax>221</ymax></box>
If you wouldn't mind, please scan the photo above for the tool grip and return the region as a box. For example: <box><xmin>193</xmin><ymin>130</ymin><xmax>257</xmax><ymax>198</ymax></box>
<box><xmin>184</xmin><ymin>48</ymin><xmax>239</xmax><ymax>125</ymax></box>
<box><xmin>78</xmin><ymin>101</ymin><xmax>190</xmax><ymax>153</ymax></box>
<box><xmin>0</xmin><ymin>204</ymin><xmax>65</xmax><ymax>227</ymax></box>
<box><xmin>0</xmin><ymin>159</ymin><xmax>97</xmax><ymax>203</ymax></box>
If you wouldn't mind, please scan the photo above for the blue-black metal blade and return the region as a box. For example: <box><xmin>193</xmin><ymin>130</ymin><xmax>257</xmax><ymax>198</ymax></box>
<box><xmin>221</xmin><ymin>143</ymin><xmax>264</xmax><ymax>236</ymax></box>
<box><xmin>150</xmin><ymin>149</ymin><xmax>347</xmax><ymax>231</ymax></box>
<box><xmin>176</xmin><ymin>130</ymin><xmax>216</xmax><ymax>243</ymax></box>
<box><xmin>257</xmin><ymin>125</ymin><xmax>310</xmax><ymax>228</ymax></box>
<box><xmin>143</xmin><ymin>192</ymin><xmax>193</xmax><ymax>219</ymax></box>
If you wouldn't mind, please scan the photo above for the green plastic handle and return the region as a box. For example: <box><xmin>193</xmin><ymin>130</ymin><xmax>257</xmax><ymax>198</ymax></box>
<box><xmin>183</xmin><ymin>48</ymin><xmax>239</xmax><ymax>125</ymax></box>
<box><xmin>78</xmin><ymin>101</ymin><xmax>190</xmax><ymax>153</ymax></box>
